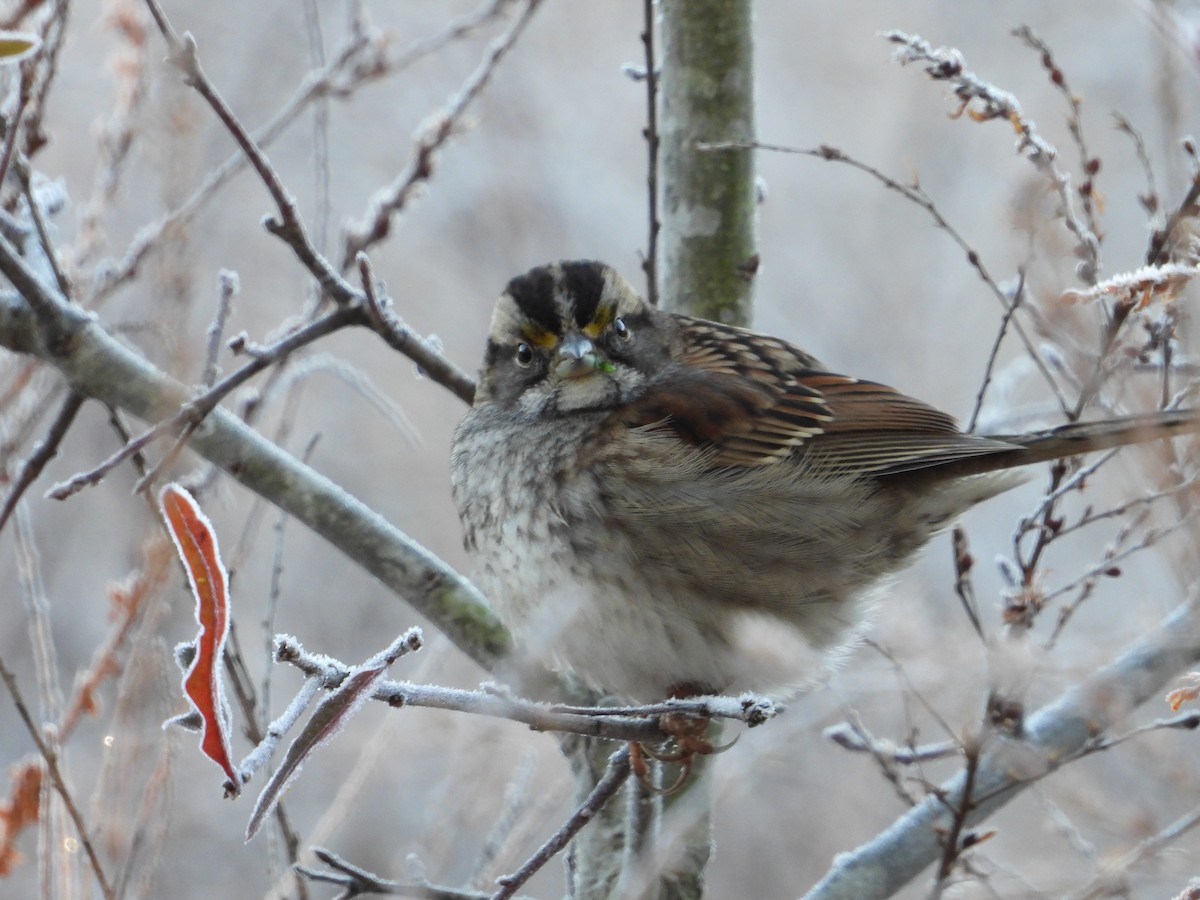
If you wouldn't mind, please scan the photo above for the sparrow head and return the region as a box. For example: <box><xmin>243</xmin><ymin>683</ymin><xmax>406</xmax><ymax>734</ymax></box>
<box><xmin>475</xmin><ymin>261</ymin><xmax>671</xmax><ymax>414</ymax></box>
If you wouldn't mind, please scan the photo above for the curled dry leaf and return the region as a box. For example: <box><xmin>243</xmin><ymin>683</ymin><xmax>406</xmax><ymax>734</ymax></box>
<box><xmin>1167</xmin><ymin>672</ymin><xmax>1200</xmax><ymax>712</ymax></box>
<box><xmin>0</xmin><ymin>760</ymin><xmax>41</xmax><ymax>875</ymax></box>
<box><xmin>159</xmin><ymin>483</ymin><xmax>241</xmax><ymax>795</ymax></box>
<box><xmin>1059</xmin><ymin>263</ymin><xmax>1200</xmax><ymax>307</ymax></box>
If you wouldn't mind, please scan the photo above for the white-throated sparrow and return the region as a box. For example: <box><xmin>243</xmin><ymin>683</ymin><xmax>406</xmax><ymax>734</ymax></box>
<box><xmin>451</xmin><ymin>260</ymin><xmax>1199</xmax><ymax>702</ymax></box>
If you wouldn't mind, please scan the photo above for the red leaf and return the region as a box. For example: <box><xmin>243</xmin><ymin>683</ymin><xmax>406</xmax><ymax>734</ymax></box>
<box><xmin>159</xmin><ymin>483</ymin><xmax>241</xmax><ymax>794</ymax></box>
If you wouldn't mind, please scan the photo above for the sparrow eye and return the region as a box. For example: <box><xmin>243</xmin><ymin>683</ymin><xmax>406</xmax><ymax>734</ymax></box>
<box><xmin>514</xmin><ymin>343</ymin><xmax>534</xmax><ymax>367</ymax></box>
<box><xmin>613</xmin><ymin>318</ymin><xmax>632</xmax><ymax>341</ymax></box>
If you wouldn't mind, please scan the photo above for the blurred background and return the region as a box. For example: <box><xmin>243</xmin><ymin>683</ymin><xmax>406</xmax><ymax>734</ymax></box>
<box><xmin>1</xmin><ymin>0</ymin><xmax>1199</xmax><ymax>897</ymax></box>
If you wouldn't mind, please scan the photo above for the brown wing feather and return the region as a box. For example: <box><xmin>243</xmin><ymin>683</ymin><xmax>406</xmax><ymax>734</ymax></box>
<box><xmin>619</xmin><ymin>315</ymin><xmax>1017</xmax><ymax>473</ymax></box>
<box><xmin>801</xmin><ymin>373</ymin><xmax>1019</xmax><ymax>475</ymax></box>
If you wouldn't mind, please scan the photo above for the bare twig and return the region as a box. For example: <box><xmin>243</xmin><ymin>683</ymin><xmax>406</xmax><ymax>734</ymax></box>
<box><xmin>1046</xmin><ymin>504</ymin><xmax>1198</xmax><ymax>644</ymax></box>
<box><xmin>19</xmin><ymin>0</ymin><xmax>68</xmax><ymax>160</ymax></box>
<box><xmin>379</xmin><ymin>0</ymin><xmax>524</xmax><ymax>77</ymax></box>
<box><xmin>0</xmin><ymin>224</ymin><xmax>507</xmax><ymax>672</ymax></box>
<box><xmin>933</xmin><ymin>736</ymin><xmax>983</xmax><ymax>891</ymax></box>
<box><xmin>824</xmin><ymin>711</ymin><xmax>938</xmax><ymax>809</ymax></box>
<box><xmin>146</xmin><ymin>7</ymin><xmax>349</xmax><ymax>303</ymax></box>
<box><xmin>950</xmin><ymin>526</ymin><xmax>985</xmax><ymax>641</ymax></box>
<box><xmin>76</xmin><ymin>3</ymin><xmax>150</xmax><ymax>268</ymax></box>
<box><xmin>46</xmin><ymin>304</ymin><xmax>357</xmax><ymax>499</ymax></box>
<box><xmin>1113</xmin><ymin>112</ymin><xmax>1161</xmax><ymax>228</ymax></box>
<box><xmin>88</xmin><ymin>2</ymin><xmax>520</xmax><ymax>306</ymax></box>
<box><xmin>884</xmin><ymin>30</ymin><xmax>1101</xmax><ymax>286</ymax></box>
<box><xmin>0</xmin><ymin>62</ymin><xmax>33</xmax><ymax>197</ymax></box>
<box><xmin>218</xmin><ymin>624</ymin><xmax>310</xmax><ymax>881</ymax></box>
<box><xmin>16</xmin><ymin>163</ymin><xmax>70</xmax><ymax>297</ymax></box>
<box><xmin>111</xmin><ymin>8</ymin><xmax>480</xmax><ymax>414</ymax></box>
<box><xmin>99</xmin><ymin>10</ymin><xmax>480</xmax><ymax>416</ymax></box>
<box><xmin>1051</xmin><ymin>472</ymin><xmax>1200</xmax><ymax>543</ymax></box>
<box><xmin>275</xmin><ymin>634</ymin><xmax>777</xmax><ymax>742</ymax></box>
<box><xmin>340</xmin><ymin>0</ymin><xmax>545</xmax><ymax>269</ymax></box>
<box><xmin>824</xmin><ymin>721</ymin><xmax>959</xmax><ymax>766</ymax></box>
<box><xmin>639</xmin><ymin>0</ymin><xmax>661</xmax><ymax>306</ymax></box>
<box><xmin>969</xmin><ymin>268</ymin><xmax>1026</xmax><ymax>432</ymax></box>
<box><xmin>0</xmin><ymin>389</ymin><xmax>82</xmax><ymax>534</ymax></box>
<box><xmin>491</xmin><ymin>746</ymin><xmax>632</xmax><ymax>900</ymax></box>
<box><xmin>297</xmin><ymin>847</ymin><xmax>496</xmax><ymax>899</ymax></box>
<box><xmin>202</xmin><ymin>270</ymin><xmax>238</xmax><ymax>388</ymax></box>
<box><xmin>701</xmin><ymin>139</ymin><xmax>1070</xmax><ymax>417</ymax></box>
<box><xmin>803</xmin><ymin>600</ymin><xmax>1200</xmax><ymax>900</ymax></box>
<box><xmin>86</xmin><ymin>25</ymin><xmax>372</xmax><ymax>305</ymax></box>
<box><xmin>864</xmin><ymin>639</ymin><xmax>961</xmax><ymax>751</ymax></box>
<box><xmin>357</xmin><ymin>253</ymin><xmax>476</xmax><ymax>404</ymax></box>
<box><xmin>1079</xmin><ymin>709</ymin><xmax>1200</xmax><ymax>755</ymax></box>
<box><xmin>0</xmin><ymin>656</ymin><xmax>114</xmax><ymax>900</ymax></box>
<box><xmin>1067</xmin><ymin>803</ymin><xmax>1200</xmax><ymax>900</ymax></box>
<box><xmin>1008</xmin><ymin>460</ymin><xmax>1069</xmax><ymax>628</ymax></box>
<box><xmin>1147</xmin><ymin>169</ymin><xmax>1200</xmax><ymax>267</ymax></box>
<box><xmin>1013</xmin><ymin>25</ymin><xmax>1104</xmax><ymax>273</ymax></box>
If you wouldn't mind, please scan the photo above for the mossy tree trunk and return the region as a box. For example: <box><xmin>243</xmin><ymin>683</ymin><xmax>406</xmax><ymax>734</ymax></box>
<box><xmin>658</xmin><ymin>0</ymin><xmax>757</xmax><ymax>325</ymax></box>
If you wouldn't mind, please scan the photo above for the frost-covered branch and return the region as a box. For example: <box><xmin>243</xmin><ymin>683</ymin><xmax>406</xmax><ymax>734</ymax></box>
<box><xmin>805</xmin><ymin>599</ymin><xmax>1200</xmax><ymax>899</ymax></box>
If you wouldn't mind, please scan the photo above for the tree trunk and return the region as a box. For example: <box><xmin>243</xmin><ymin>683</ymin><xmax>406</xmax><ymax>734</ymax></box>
<box><xmin>659</xmin><ymin>0</ymin><xmax>758</xmax><ymax>324</ymax></box>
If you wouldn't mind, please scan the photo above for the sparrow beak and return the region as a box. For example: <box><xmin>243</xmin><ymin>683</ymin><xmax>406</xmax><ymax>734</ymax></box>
<box><xmin>554</xmin><ymin>333</ymin><xmax>600</xmax><ymax>379</ymax></box>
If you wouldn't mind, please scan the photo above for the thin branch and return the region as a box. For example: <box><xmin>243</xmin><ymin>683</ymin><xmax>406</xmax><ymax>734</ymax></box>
<box><xmin>1013</xmin><ymin>25</ymin><xmax>1103</xmax><ymax>277</ymax></box>
<box><xmin>0</xmin><ymin>235</ymin><xmax>508</xmax><ymax>671</ymax></box>
<box><xmin>46</xmin><ymin>305</ymin><xmax>358</xmax><ymax>500</ymax></box>
<box><xmin>118</xmin><ymin>9</ymin><xmax>480</xmax><ymax>411</ymax></box>
<box><xmin>275</xmin><ymin>635</ymin><xmax>778</xmax><ymax>742</ymax></box>
<box><xmin>85</xmin><ymin>25</ymin><xmax>372</xmax><ymax>305</ymax></box>
<box><xmin>297</xmin><ymin>847</ymin><xmax>496</xmax><ymax>899</ymax></box>
<box><xmin>933</xmin><ymin>737</ymin><xmax>983</xmax><ymax>890</ymax></box>
<box><xmin>1077</xmin><ymin>479</ymin><xmax>1197</xmax><ymax>544</ymax></box>
<box><xmin>0</xmin><ymin>55</ymin><xmax>32</xmax><ymax>193</ymax></box>
<box><xmin>202</xmin><ymin>270</ymin><xmax>238</xmax><ymax>388</ymax></box>
<box><xmin>0</xmin><ymin>389</ymin><xmax>82</xmax><ymax>534</ymax></box>
<box><xmin>884</xmin><ymin>30</ymin><xmax>1100</xmax><ymax>286</ymax></box>
<box><xmin>18</xmin><ymin>0</ymin><xmax>68</xmax><ymax>161</ymax></box>
<box><xmin>142</xmin><ymin>0</ymin><xmax>351</xmax><ymax>302</ymax></box>
<box><xmin>75</xmin><ymin>2</ymin><xmax>150</xmax><ymax>269</ymax></box>
<box><xmin>1114</xmin><ymin>112</ymin><xmax>1162</xmax><ymax>230</ymax></box>
<box><xmin>803</xmin><ymin>599</ymin><xmax>1200</xmax><ymax>900</ymax></box>
<box><xmin>1147</xmin><ymin>168</ymin><xmax>1200</xmax><ymax>267</ymax></box>
<box><xmin>357</xmin><ymin>253</ymin><xmax>476</xmax><ymax>404</ymax></box>
<box><xmin>969</xmin><ymin>267</ymin><xmax>1026</xmax><ymax>432</ymax></box>
<box><xmin>1043</xmin><ymin>502</ymin><xmax>1196</xmax><ymax>609</ymax></box>
<box><xmin>702</xmin><ymin>139</ymin><xmax>1070</xmax><ymax>417</ymax></box>
<box><xmin>0</xmin><ymin>656</ymin><xmax>113</xmax><ymax>900</ymax></box>
<box><xmin>1079</xmin><ymin>709</ymin><xmax>1200</xmax><ymax>755</ymax></box>
<box><xmin>824</xmin><ymin>712</ymin><xmax>939</xmax><ymax>809</ymax></box>
<box><xmin>17</xmin><ymin>180</ymin><xmax>68</xmax><ymax>309</ymax></box>
<box><xmin>824</xmin><ymin>722</ymin><xmax>959</xmax><ymax>766</ymax></box>
<box><xmin>950</xmin><ymin>525</ymin><xmax>985</xmax><ymax>642</ymax></box>
<box><xmin>639</xmin><ymin>0</ymin><xmax>660</xmax><ymax>306</ymax></box>
<box><xmin>87</xmin><ymin>2</ymin><xmax>517</xmax><ymax>306</ymax></box>
<box><xmin>340</xmin><ymin>0</ymin><xmax>546</xmax><ymax>269</ymax></box>
<box><xmin>864</xmin><ymin>639</ymin><xmax>961</xmax><ymax>747</ymax></box>
<box><xmin>1067</xmin><ymin>803</ymin><xmax>1200</xmax><ymax>900</ymax></box>
<box><xmin>491</xmin><ymin>746</ymin><xmax>632</xmax><ymax>900</ymax></box>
